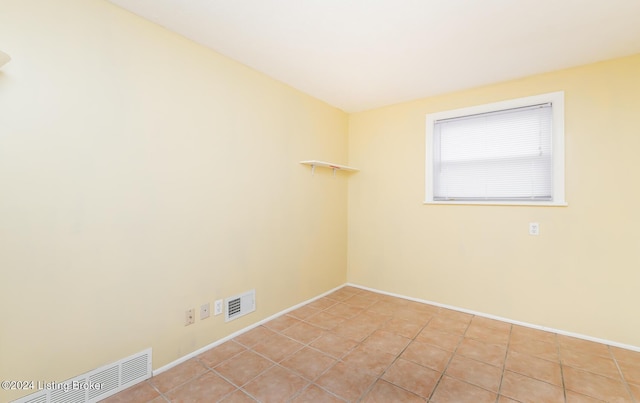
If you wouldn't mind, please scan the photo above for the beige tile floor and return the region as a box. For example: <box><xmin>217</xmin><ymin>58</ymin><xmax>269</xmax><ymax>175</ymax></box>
<box><xmin>103</xmin><ymin>286</ymin><xmax>640</xmax><ymax>402</ymax></box>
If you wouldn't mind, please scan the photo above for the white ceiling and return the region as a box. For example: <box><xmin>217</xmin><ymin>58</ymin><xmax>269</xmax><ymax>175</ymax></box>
<box><xmin>109</xmin><ymin>0</ymin><xmax>640</xmax><ymax>112</ymax></box>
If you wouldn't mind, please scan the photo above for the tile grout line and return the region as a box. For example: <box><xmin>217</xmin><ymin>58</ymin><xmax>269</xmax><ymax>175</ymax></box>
<box><xmin>239</xmin><ymin>326</ymin><xmax>324</xmax><ymax>401</ymax></box>
<box><xmin>424</xmin><ymin>312</ymin><xmax>471</xmax><ymax>402</ymax></box>
<box><xmin>148</xmin><ymin>360</ymin><xmax>215</xmax><ymax>401</ymax></box>
<box><xmin>199</xmin><ymin>341</ymin><xmax>279</xmax><ymax>401</ymax></box>
<box><xmin>305</xmin><ymin>290</ymin><xmax>438</xmax><ymax>401</ymax></box>
<box><xmin>284</xmin><ymin>288</ymin><xmax>362</xmax><ymax>402</ymax></box>
<box><xmin>267</xmin><ymin>305</ymin><xmax>360</xmax><ymax>403</ymax></box>
<box><xmin>496</xmin><ymin>322</ymin><xmax>514</xmax><ymax>403</ymax></box>
<box><xmin>609</xmin><ymin>345</ymin><xmax>638</xmax><ymax>403</ymax></box>
<box><xmin>352</xmin><ymin>302</ymin><xmax>431</xmax><ymax>402</ymax></box>
<box><xmin>559</xmin><ymin>339</ymin><xmax>637</xmax><ymax>401</ymax></box>
<box><xmin>383</xmin><ymin>307</ymin><xmax>443</xmax><ymax>401</ymax></box>
<box><xmin>316</xmin><ymin>289</ymin><xmax>375</xmax><ymax>402</ymax></box>
<box><xmin>146</xmin><ymin>379</ymin><xmax>170</xmax><ymax>403</ymax></box>
<box><xmin>557</xmin><ymin>336</ymin><xmax>567</xmax><ymax>403</ymax></box>
<box><xmin>333</xmin><ymin>295</ymin><xmax>396</xmax><ymax>402</ymax></box>
<box><xmin>431</xmin><ymin>314</ymin><xmax>520</xmax><ymax>401</ymax></box>
<box><xmin>124</xmin><ymin>286</ymin><xmax>638</xmax><ymax>403</ymax></box>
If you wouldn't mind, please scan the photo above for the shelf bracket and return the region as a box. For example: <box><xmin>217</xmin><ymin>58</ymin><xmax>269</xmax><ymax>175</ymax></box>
<box><xmin>300</xmin><ymin>160</ymin><xmax>359</xmax><ymax>176</ymax></box>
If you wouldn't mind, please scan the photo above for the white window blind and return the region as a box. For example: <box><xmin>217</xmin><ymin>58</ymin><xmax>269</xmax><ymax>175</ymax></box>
<box><xmin>433</xmin><ymin>103</ymin><xmax>553</xmax><ymax>201</ymax></box>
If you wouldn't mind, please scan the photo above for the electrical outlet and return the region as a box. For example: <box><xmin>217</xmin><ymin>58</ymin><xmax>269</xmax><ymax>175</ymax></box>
<box><xmin>185</xmin><ymin>308</ymin><xmax>195</xmax><ymax>326</ymax></box>
<box><xmin>200</xmin><ymin>303</ymin><xmax>210</xmax><ymax>320</ymax></box>
<box><xmin>214</xmin><ymin>299</ymin><xmax>223</xmax><ymax>316</ymax></box>
<box><xmin>529</xmin><ymin>222</ymin><xmax>540</xmax><ymax>236</ymax></box>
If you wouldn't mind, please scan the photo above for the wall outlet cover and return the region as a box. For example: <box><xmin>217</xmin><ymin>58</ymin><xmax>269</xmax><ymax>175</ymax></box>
<box><xmin>529</xmin><ymin>222</ymin><xmax>540</xmax><ymax>236</ymax></box>
<box><xmin>214</xmin><ymin>299</ymin><xmax>223</xmax><ymax>316</ymax></box>
<box><xmin>200</xmin><ymin>303</ymin><xmax>210</xmax><ymax>320</ymax></box>
<box><xmin>185</xmin><ymin>308</ymin><xmax>195</xmax><ymax>326</ymax></box>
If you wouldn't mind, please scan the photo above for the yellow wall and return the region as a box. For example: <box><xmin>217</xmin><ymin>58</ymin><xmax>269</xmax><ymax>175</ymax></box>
<box><xmin>2</xmin><ymin>0</ymin><xmax>640</xmax><ymax>400</ymax></box>
<box><xmin>348</xmin><ymin>54</ymin><xmax>640</xmax><ymax>348</ymax></box>
<box><xmin>0</xmin><ymin>0</ymin><xmax>348</xmax><ymax>400</ymax></box>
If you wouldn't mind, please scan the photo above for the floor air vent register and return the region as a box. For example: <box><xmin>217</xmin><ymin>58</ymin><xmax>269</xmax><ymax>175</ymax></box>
<box><xmin>12</xmin><ymin>290</ymin><xmax>256</xmax><ymax>402</ymax></box>
<box><xmin>12</xmin><ymin>348</ymin><xmax>151</xmax><ymax>403</ymax></box>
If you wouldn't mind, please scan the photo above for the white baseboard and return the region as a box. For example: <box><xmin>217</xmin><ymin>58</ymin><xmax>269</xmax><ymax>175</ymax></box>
<box><xmin>347</xmin><ymin>282</ymin><xmax>640</xmax><ymax>353</ymax></box>
<box><xmin>153</xmin><ymin>284</ymin><xmax>346</xmax><ymax>376</ymax></box>
<box><xmin>155</xmin><ymin>281</ymin><xmax>640</xmax><ymax>378</ymax></box>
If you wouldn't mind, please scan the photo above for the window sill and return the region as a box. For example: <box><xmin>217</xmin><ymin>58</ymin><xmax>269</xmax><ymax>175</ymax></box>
<box><xmin>423</xmin><ymin>200</ymin><xmax>568</xmax><ymax>207</ymax></box>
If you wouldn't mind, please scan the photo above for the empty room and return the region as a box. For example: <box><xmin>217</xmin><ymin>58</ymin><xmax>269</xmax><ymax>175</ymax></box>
<box><xmin>1</xmin><ymin>0</ymin><xmax>639</xmax><ymax>402</ymax></box>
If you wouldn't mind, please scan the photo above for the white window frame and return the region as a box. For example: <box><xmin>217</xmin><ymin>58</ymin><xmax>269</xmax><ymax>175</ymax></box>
<box><xmin>425</xmin><ymin>91</ymin><xmax>567</xmax><ymax>206</ymax></box>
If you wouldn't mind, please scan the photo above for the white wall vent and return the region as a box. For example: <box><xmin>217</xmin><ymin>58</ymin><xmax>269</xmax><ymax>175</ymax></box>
<box><xmin>14</xmin><ymin>392</ymin><xmax>48</xmax><ymax>403</ymax></box>
<box><xmin>225</xmin><ymin>289</ymin><xmax>256</xmax><ymax>322</ymax></box>
<box><xmin>11</xmin><ymin>348</ymin><xmax>151</xmax><ymax>403</ymax></box>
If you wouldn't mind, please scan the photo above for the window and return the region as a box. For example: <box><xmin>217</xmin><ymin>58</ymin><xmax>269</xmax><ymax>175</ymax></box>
<box><xmin>425</xmin><ymin>92</ymin><xmax>566</xmax><ymax>206</ymax></box>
